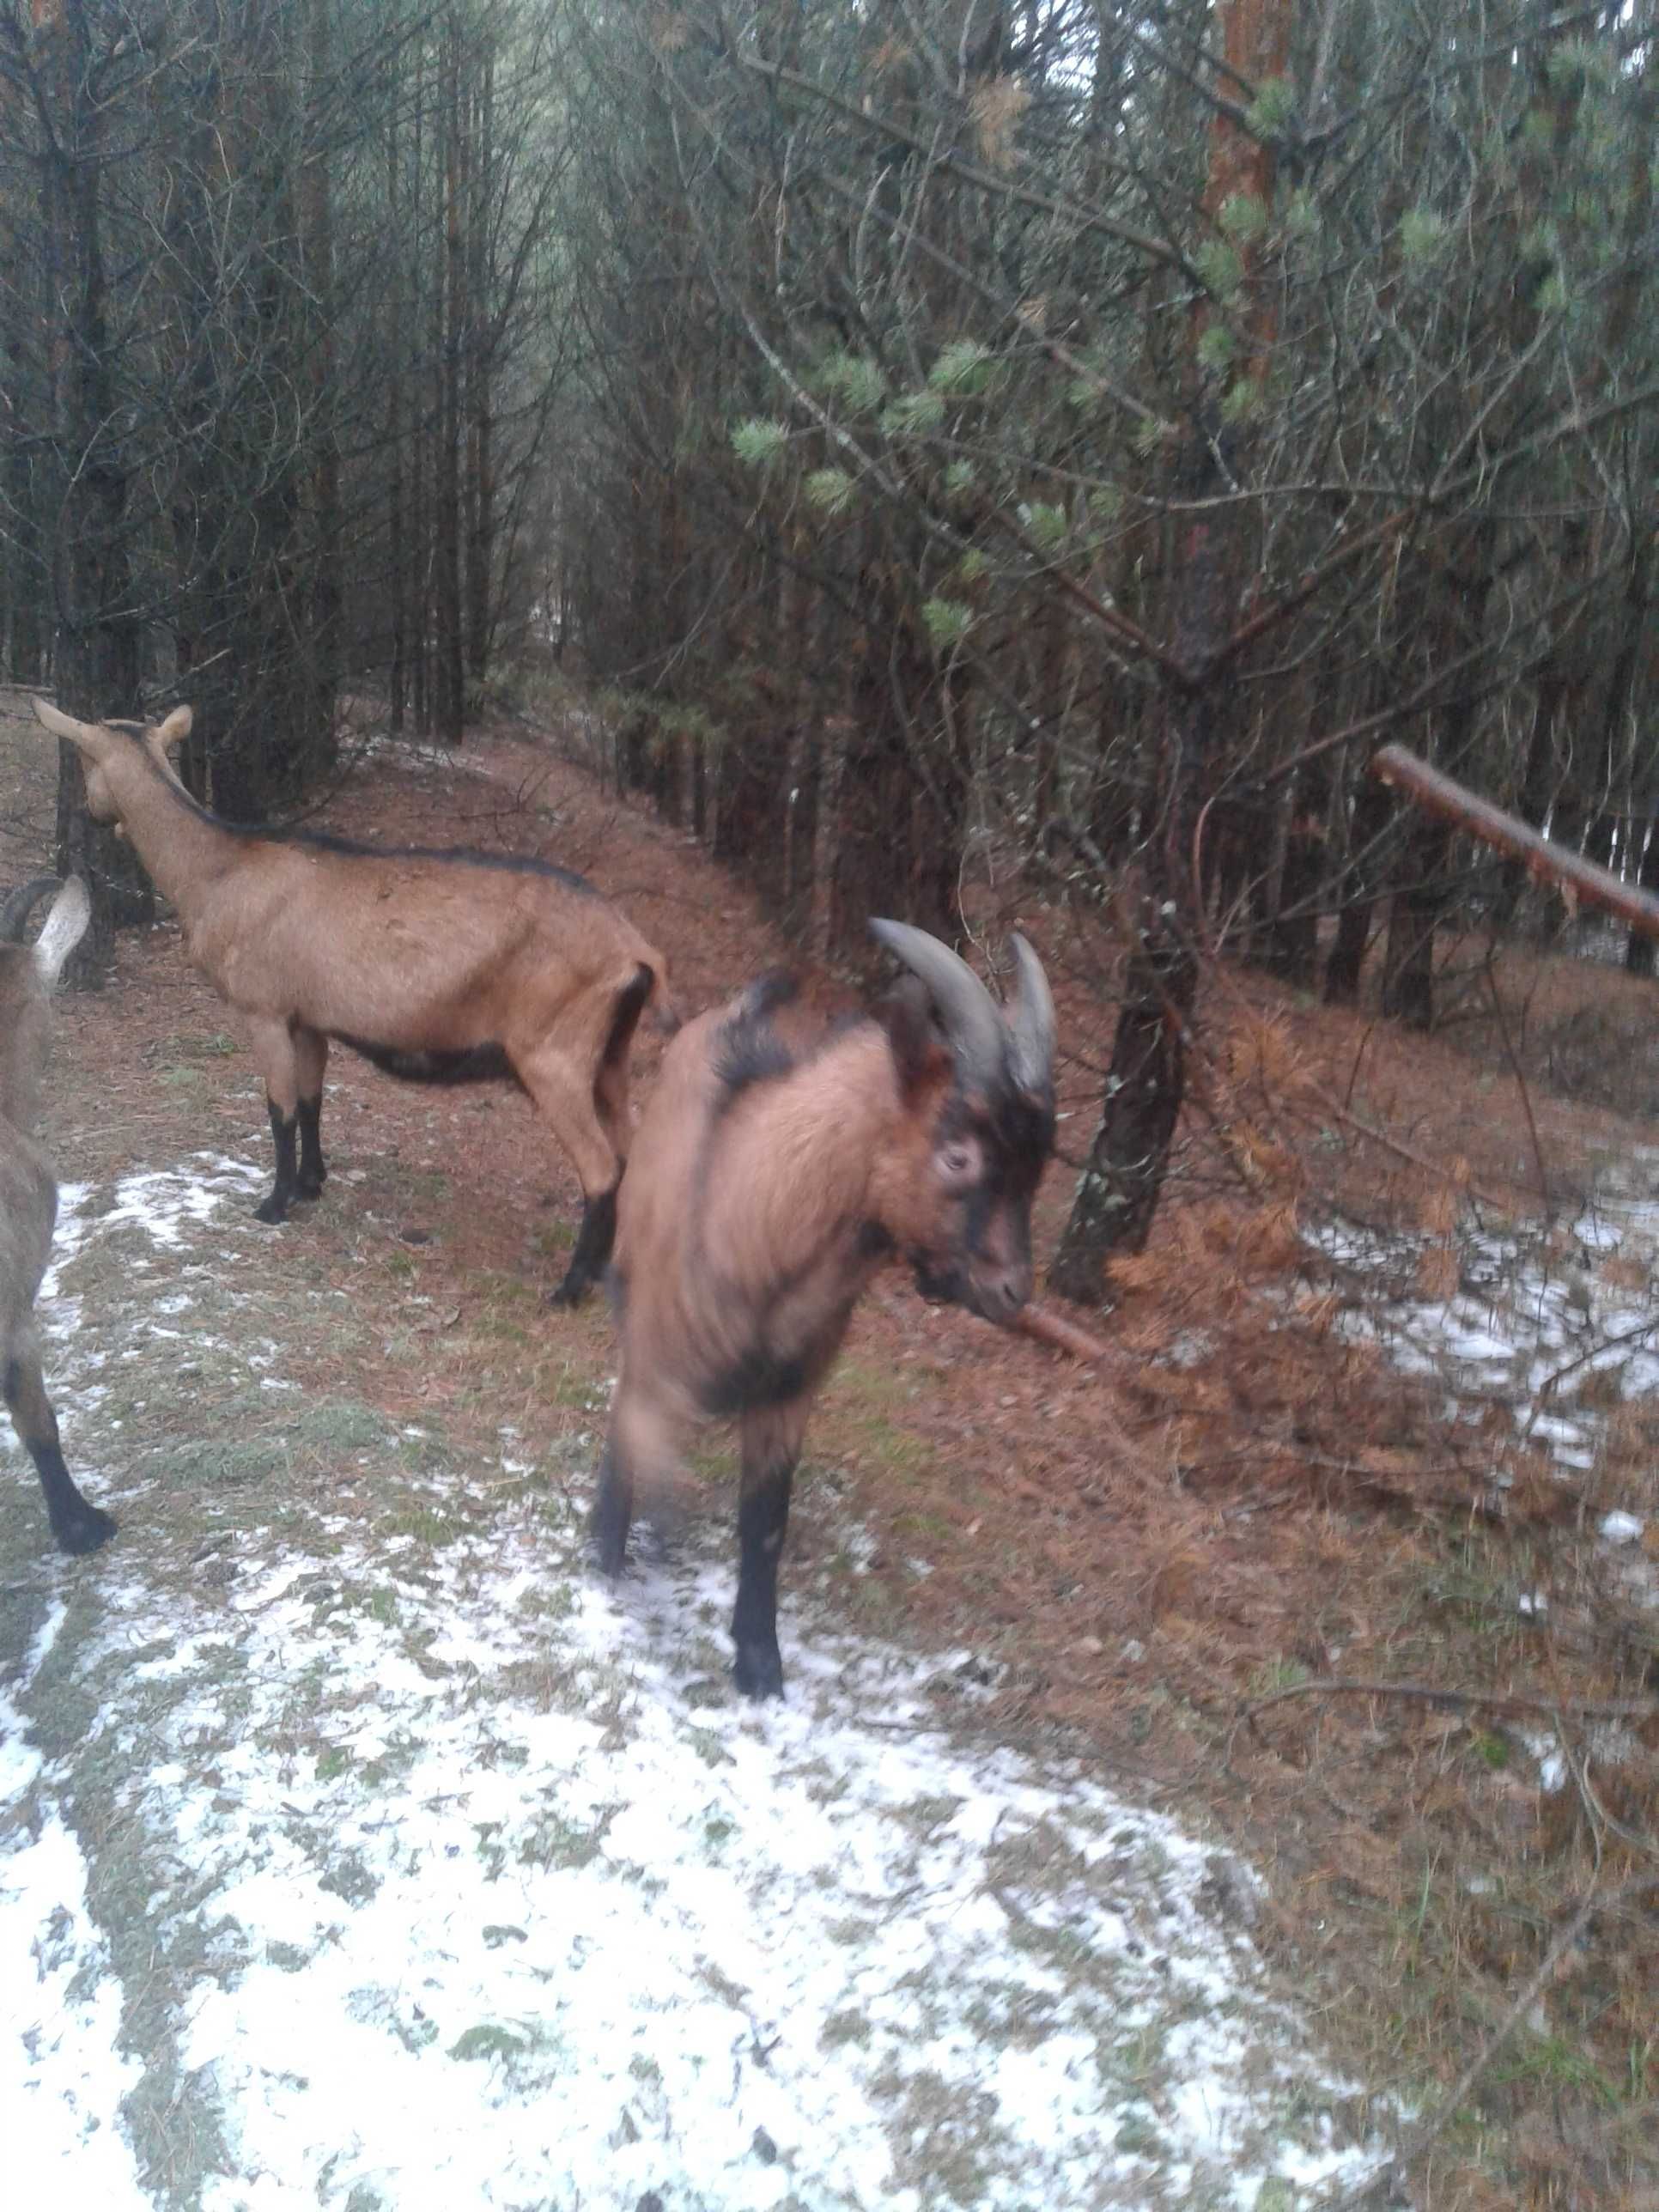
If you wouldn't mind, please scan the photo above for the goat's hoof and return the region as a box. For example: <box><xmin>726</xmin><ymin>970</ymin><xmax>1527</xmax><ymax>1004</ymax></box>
<box><xmin>252</xmin><ymin>1195</ymin><xmax>289</xmax><ymax>1224</ymax></box>
<box><xmin>732</xmin><ymin>1640</ymin><xmax>785</xmax><ymax>1700</ymax></box>
<box><xmin>546</xmin><ymin>1276</ymin><xmax>590</xmax><ymax>1310</ymax></box>
<box><xmin>53</xmin><ymin>1504</ymin><xmax>117</xmax><ymax>1556</ymax></box>
<box><xmin>295</xmin><ymin>1173</ymin><xmax>326</xmax><ymax>1200</ymax></box>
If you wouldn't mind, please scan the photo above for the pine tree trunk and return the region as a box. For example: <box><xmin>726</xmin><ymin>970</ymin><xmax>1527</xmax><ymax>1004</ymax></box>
<box><xmin>434</xmin><ymin>10</ymin><xmax>466</xmax><ymax>744</ymax></box>
<box><xmin>39</xmin><ymin>0</ymin><xmax>149</xmax><ymax>972</ymax></box>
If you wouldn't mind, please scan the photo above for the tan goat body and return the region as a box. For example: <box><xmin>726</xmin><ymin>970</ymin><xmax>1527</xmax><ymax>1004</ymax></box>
<box><xmin>31</xmin><ymin>699</ymin><xmax>673</xmax><ymax>1304</ymax></box>
<box><xmin>592</xmin><ymin>919</ymin><xmax>1057</xmax><ymax>1697</ymax></box>
<box><xmin>0</xmin><ymin>874</ymin><xmax>114</xmax><ymax>1553</ymax></box>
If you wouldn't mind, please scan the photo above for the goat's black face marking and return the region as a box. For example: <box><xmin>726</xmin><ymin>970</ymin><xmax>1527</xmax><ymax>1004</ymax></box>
<box><xmin>911</xmin><ymin>1077</ymin><xmax>1055</xmax><ymax>1320</ymax></box>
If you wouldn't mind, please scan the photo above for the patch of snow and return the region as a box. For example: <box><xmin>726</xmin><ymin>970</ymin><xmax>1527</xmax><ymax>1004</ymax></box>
<box><xmin>0</xmin><ymin>1152</ymin><xmax>1392</xmax><ymax>2209</ymax></box>
<box><xmin>0</xmin><ymin>1805</ymin><xmax>150</xmax><ymax>2209</ymax></box>
<box><xmin>1601</xmin><ymin>1510</ymin><xmax>1645</xmax><ymax>1546</ymax></box>
<box><xmin>1</xmin><ymin>1594</ymin><xmax>148</xmax><ymax>2206</ymax></box>
<box><xmin>1307</xmin><ymin>1174</ymin><xmax>1659</xmax><ymax>1581</ymax></box>
<box><xmin>106</xmin><ymin>1545</ymin><xmax>1383</xmax><ymax>2212</ymax></box>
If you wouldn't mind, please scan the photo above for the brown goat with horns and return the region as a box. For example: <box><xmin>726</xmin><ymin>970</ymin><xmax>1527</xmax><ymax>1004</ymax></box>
<box><xmin>593</xmin><ymin>919</ymin><xmax>1057</xmax><ymax>1697</ymax></box>
<box><xmin>31</xmin><ymin>698</ymin><xmax>673</xmax><ymax>1304</ymax></box>
<box><xmin>1</xmin><ymin>874</ymin><xmax>116</xmax><ymax>1553</ymax></box>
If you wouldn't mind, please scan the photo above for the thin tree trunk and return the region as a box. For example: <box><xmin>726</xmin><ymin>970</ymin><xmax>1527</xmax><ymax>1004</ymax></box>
<box><xmin>434</xmin><ymin>8</ymin><xmax>466</xmax><ymax>743</ymax></box>
<box><xmin>1052</xmin><ymin>0</ymin><xmax>1292</xmax><ymax>1303</ymax></box>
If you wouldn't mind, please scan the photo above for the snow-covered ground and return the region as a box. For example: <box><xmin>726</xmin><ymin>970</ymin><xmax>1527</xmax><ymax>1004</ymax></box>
<box><xmin>1307</xmin><ymin>1149</ymin><xmax>1658</xmax><ymax>1605</ymax></box>
<box><xmin>2</xmin><ymin>1156</ymin><xmax>1388</xmax><ymax>2210</ymax></box>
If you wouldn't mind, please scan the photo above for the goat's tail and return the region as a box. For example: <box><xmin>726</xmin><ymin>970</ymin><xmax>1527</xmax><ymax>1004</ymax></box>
<box><xmin>602</xmin><ymin>961</ymin><xmax>667</xmax><ymax>1080</ymax></box>
<box><xmin>645</xmin><ymin>952</ymin><xmax>682</xmax><ymax>1037</ymax></box>
<box><xmin>0</xmin><ymin>876</ymin><xmax>61</xmax><ymax>944</ymax></box>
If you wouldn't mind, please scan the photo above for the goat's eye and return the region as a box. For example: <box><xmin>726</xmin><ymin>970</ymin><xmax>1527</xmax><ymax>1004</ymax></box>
<box><xmin>937</xmin><ymin>1139</ymin><xmax>980</xmax><ymax>1189</ymax></box>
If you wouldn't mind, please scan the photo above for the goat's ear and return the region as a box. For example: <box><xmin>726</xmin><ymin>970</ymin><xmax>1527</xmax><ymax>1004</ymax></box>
<box><xmin>154</xmin><ymin>705</ymin><xmax>192</xmax><ymax>750</ymax></box>
<box><xmin>32</xmin><ymin>876</ymin><xmax>91</xmax><ymax>989</ymax></box>
<box><xmin>875</xmin><ymin>978</ymin><xmax>951</xmax><ymax>1098</ymax></box>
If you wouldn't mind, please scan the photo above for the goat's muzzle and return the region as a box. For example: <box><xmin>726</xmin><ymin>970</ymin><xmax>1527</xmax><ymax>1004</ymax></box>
<box><xmin>912</xmin><ymin>1251</ymin><xmax>1033</xmax><ymax>1327</ymax></box>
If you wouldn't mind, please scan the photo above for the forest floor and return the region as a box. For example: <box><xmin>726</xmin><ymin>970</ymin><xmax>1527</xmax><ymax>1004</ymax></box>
<box><xmin>0</xmin><ymin>687</ymin><xmax>1656</xmax><ymax>2211</ymax></box>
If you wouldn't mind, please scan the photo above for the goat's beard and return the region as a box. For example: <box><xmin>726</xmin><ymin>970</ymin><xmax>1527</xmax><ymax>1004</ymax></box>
<box><xmin>911</xmin><ymin>1252</ymin><xmax>953</xmax><ymax>1302</ymax></box>
<box><xmin>911</xmin><ymin>1251</ymin><xmax>977</xmax><ymax>1313</ymax></box>
<box><xmin>911</xmin><ymin>1250</ymin><xmax>1026</xmax><ymax>1328</ymax></box>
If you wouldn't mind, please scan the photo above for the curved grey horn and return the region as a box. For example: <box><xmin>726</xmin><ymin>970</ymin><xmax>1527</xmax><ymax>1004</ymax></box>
<box><xmin>1006</xmin><ymin>933</ymin><xmax>1056</xmax><ymax>1093</ymax></box>
<box><xmin>0</xmin><ymin>875</ymin><xmax>61</xmax><ymax>945</ymax></box>
<box><xmin>870</xmin><ymin>917</ymin><xmax>1005</xmax><ymax>1085</ymax></box>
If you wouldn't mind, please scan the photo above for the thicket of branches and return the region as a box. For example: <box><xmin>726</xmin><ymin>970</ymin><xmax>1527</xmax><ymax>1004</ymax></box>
<box><xmin>556</xmin><ymin>0</ymin><xmax>1659</xmax><ymax>1297</ymax></box>
<box><xmin>3</xmin><ymin>0</ymin><xmax>1659</xmax><ymax>1297</ymax></box>
<box><xmin>0</xmin><ymin>0</ymin><xmax>567</xmax><ymax>945</ymax></box>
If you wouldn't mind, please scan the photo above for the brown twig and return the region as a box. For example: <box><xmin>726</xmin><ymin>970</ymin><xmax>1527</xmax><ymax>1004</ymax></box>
<box><xmin>1315</xmin><ymin>1871</ymin><xmax>1659</xmax><ymax>2212</ymax></box>
<box><xmin>1521</xmin><ymin>1313</ymin><xmax>1659</xmax><ymax>1434</ymax></box>
<box><xmin>1245</xmin><ymin>1676</ymin><xmax>1659</xmax><ymax>1726</ymax></box>
<box><xmin>1483</xmin><ymin>966</ymin><xmax>1552</xmax><ymax>1209</ymax></box>
<box><xmin>1017</xmin><ymin>1300</ymin><xmax>1122</xmax><ymax>1370</ymax></box>
<box><xmin>1305</xmin><ymin>1085</ymin><xmax>1506</xmax><ymax>1210</ymax></box>
<box><xmin>1340</xmin><ymin>1019</ymin><xmax>1379</xmax><ymax>1112</ymax></box>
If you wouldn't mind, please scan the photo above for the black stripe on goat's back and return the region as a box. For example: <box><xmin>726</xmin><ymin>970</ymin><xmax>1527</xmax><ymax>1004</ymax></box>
<box><xmin>333</xmin><ymin>1035</ymin><xmax>523</xmax><ymax>1088</ymax></box>
<box><xmin>714</xmin><ymin>972</ymin><xmax>799</xmax><ymax>1104</ymax></box>
<box><xmin>132</xmin><ymin>743</ymin><xmax>599</xmax><ymax>895</ymax></box>
<box><xmin>286</xmin><ymin>831</ymin><xmax>598</xmax><ymax>896</ymax></box>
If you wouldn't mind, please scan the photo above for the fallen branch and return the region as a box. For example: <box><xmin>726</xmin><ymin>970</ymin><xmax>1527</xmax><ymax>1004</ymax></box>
<box><xmin>1522</xmin><ymin>1312</ymin><xmax>1659</xmax><ymax>1432</ymax></box>
<box><xmin>1246</xmin><ymin>1675</ymin><xmax>1659</xmax><ymax>1726</ymax></box>
<box><xmin>1018</xmin><ymin>1300</ymin><xmax>1123</xmax><ymax>1370</ymax></box>
<box><xmin>1370</xmin><ymin>742</ymin><xmax>1659</xmax><ymax>942</ymax></box>
<box><xmin>1305</xmin><ymin>1085</ymin><xmax>1506</xmax><ymax>1210</ymax></box>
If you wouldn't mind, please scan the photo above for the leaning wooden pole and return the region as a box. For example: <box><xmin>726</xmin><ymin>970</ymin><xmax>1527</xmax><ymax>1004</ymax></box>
<box><xmin>1370</xmin><ymin>744</ymin><xmax>1659</xmax><ymax>945</ymax></box>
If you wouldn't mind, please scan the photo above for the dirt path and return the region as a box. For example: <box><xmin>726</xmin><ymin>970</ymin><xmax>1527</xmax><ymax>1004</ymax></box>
<box><xmin>0</xmin><ymin>720</ymin><xmax>1392</xmax><ymax>2209</ymax></box>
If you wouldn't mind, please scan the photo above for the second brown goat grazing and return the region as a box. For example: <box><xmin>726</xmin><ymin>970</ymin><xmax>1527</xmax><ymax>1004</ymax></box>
<box><xmin>1</xmin><ymin>874</ymin><xmax>116</xmax><ymax>1554</ymax></box>
<box><xmin>31</xmin><ymin>698</ymin><xmax>674</xmax><ymax>1304</ymax></box>
<box><xmin>592</xmin><ymin>919</ymin><xmax>1057</xmax><ymax>1697</ymax></box>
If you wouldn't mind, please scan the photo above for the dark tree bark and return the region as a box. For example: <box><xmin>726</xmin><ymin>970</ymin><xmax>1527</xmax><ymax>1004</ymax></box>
<box><xmin>38</xmin><ymin>0</ymin><xmax>149</xmax><ymax>971</ymax></box>
<box><xmin>1051</xmin><ymin>428</ymin><xmax>1230</xmax><ymax>1301</ymax></box>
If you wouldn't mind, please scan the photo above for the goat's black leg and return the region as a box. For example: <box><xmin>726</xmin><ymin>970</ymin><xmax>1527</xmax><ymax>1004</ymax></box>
<box><xmin>589</xmin><ymin>1432</ymin><xmax>634</xmax><ymax>1577</ymax></box>
<box><xmin>548</xmin><ymin>1178</ymin><xmax>620</xmax><ymax>1308</ymax></box>
<box><xmin>293</xmin><ymin>1030</ymin><xmax>329</xmax><ymax>1199</ymax></box>
<box><xmin>253</xmin><ymin>1096</ymin><xmax>301</xmax><ymax>1224</ymax></box>
<box><xmin>295</xmin><ymin>1094</ymin><xmax>327</xmax><ymax>1200</ymax></box>
<box><xmin>732</xmin><ymin>1402</ymin><xmax>806</xmax><ymax>1699</ymax></box>
<box><xmin>4</xmin><ymin>1343</ymin><xmax>115</xmax><ymax>1556</ymax></box>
